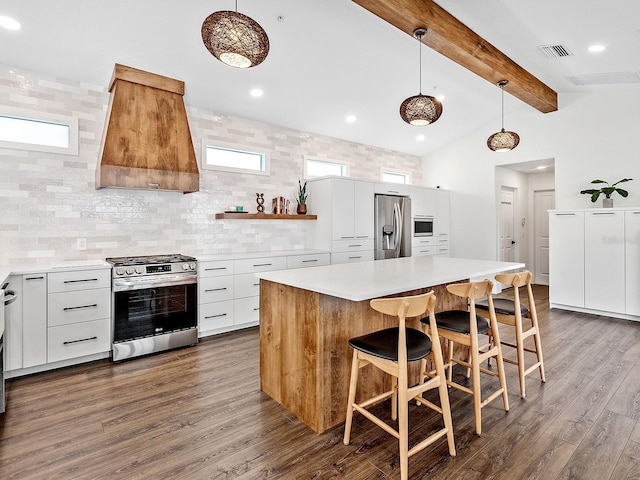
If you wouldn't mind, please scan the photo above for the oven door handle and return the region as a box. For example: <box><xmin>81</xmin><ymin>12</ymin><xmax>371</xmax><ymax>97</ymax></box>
<box><xmin>112</xmin><ymin>273</ymin><xmax>197</xmax><ymax>292</ymax></box>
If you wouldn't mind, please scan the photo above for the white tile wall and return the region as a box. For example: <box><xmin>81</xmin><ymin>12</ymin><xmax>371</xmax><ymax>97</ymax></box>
<box><xmin>0</xmin><ymin>65</ymin><xmax>423</xmax><ymax>267</ymax></box>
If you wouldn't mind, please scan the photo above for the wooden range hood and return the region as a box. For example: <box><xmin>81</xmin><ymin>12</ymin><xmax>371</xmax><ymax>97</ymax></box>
<box><xmin>96</xmin><ymin>64</ymin><xmax>199</xmax><ymax>193</ymax></box>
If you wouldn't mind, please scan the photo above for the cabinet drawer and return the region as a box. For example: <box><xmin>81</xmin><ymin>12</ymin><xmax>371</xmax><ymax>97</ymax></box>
<box><xmin>47</xmin><ymin>318</ymin><xmax>110</xmax><ymax>363</ymax></box>
<box><xmin>48</xmin><ymin>269</ymin><xmax>110</xmax><ymax>293</ymax></box>
<box><xmin>235</xmin><ymin>273</ymin><xmax>261</xmax><ymax>299</ymax></box>
<box><xmin>374</xmin><ymin>183</ymin><xmax>410</xmax><ymax>196</ymax></box>
<box><xmin>287</xmin><ymin>253</ymin><xmax>330</xmax><ymax>269</ymax></box>
<box><xmin>412</xmin><ymin>237</ymin><xmax>436</xmax><ymax>247</ymax></box>
<box><xmin>199</xmin><ymin>276</ymin><xmax>234</xmax><ymax>303</ymax></box>
<box><xmin>413</xmin><ymin>247</ymin><xmax>436</xmax><ymax>257</ymax></box>
<box><xmin>48</xmin><ymin>288</ymin><xmax>110</xmax><ymax>327</ymax></box>
<box><xmin>331</xmin><ymin>238</ymin><xmax>374</xmax><ymax>252</ymax></box>
<box><xmin>234</xmin><ymin>297</ymin><xmax>260</xmax><ymax>325</ymax></box>
<box><xmin>234</xmin><ymin>256</ymin><xmax>287</xmax><ymax>274</ymax></box>
<box><xmin>198</xmin><ymin>260</ymin><xmax>234</xmax><ymax>278</ymax></box>
<box><xmin>331</xmin><ymin>250</ymin><xmax>374</xmax><ymax>264</ymax></box>
<box><xmin>199</xmin><ymin>300</ymin><xmax>234</xmax><ymax>331</ymax></box>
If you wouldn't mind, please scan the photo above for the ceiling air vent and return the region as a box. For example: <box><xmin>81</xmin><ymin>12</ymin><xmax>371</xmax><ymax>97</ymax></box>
<box><xmin>538</xmin><ymin>44</ymin><xmax>573</xmax><ymax>59</ymax></box>
<box><xmin>567</xmin><ymin>71</ymin><xmax>640</xmax><ymax>86</ymax></box>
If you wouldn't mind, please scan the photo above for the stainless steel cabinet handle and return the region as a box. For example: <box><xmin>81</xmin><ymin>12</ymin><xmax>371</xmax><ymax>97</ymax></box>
<box><xmin>355</xmin><ymin>236</ymin><xmax>369</xmax><ymax>239</ymax></box>
<box><xmin>348</xmin><ymin>256</ymin><xmax>362</xmax><ymax>259</ymax></box>
<box><xmin>341</xmin><ymin>236</ymin><xmax>355</xmax><ymax>239</ymax></box>
<box><xmin>63</xmin><ymin>304</ymin><xmax>98</xmax><ymax>311</ymax></box>
<box><xmin>63</xmin><ymin>336</ymin><xmax>98</xmax><ymax>345</ymax></box>
<box><xmin>253</xmin><ymin>263</ymin><xmax>272</xmax><ymax>267</ymax></box>
<box><xmin>253</xmin><ymin>307</ymin><xmax>260</xmax><ymax>311</ymax></box>
<box><xmin>205</xmin><ymin>313</ymin><xmax>227</xmax><ymax>319</ymax></box>
<box><xmin>591</xmin><ymin>212</ymin><xmax>615</xmax><ymax>215</ymax></box>
<box><xmin>25</xmin><ymin>276</ymin><xmax>45</xmax><ymax>280</ymax></box>
<box><xmin>302</xmin><ymin>259</ymin><xmax>318</xmax><ymax>263</ymax></box>
<box><xmin>555</xmin><ymin>213</ymin><xmax>576</xmax><ymax>216</ymax></box>
<box><xmin>348</xmin><ymin>244</ymin><xmax>363</xmax><ymax>248</ymax></box>
<box><xmin>4</xmin><ymin>290</ymin><xmax>17</xmax><ymax>306</ymax></box>
<box><xmin>205</xmin><ymin>287</ymin><xmax>227</xmax><ymax>292</ymax></box>
<box><xmin>205</xmin><ymin>267</ymin><xmax>228</xmax><ymax>271</ymax></box>
<box><xmin>253</xmin><ymin>283</ymin><xmax>260</xmax><ymax>286</ymax></box>
<box><xmin>64</xmin><ymin>278</ymin><xmax>98</xmax><ymax>284</ymax></box>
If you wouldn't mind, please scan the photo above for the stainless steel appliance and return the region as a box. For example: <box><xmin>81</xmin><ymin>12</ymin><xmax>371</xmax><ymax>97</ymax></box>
<box><xmin>374</xmin><ymin>194</ymin><xmax>411</xmax><ymax>259</ymax></box>
<box><xmin>0</xmin><ymin>285</ymin><xmax>15</xmax><ymax>413</ymax></box>
<box><xmin>107</xmin><ymin>254</ymin><xmax>198</xmax><ymax>362</ymax></box>
<box><xmin>414</xmin><ymin>216</ymin><xmax>434</xmax><ymax>237</ymax></box>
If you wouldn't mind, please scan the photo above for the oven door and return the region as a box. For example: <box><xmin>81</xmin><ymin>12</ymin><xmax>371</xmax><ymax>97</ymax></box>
<box><xmin>112</xmin><ymin>280</ymin><xmax>197</xmax><ymax>344</ymax></box>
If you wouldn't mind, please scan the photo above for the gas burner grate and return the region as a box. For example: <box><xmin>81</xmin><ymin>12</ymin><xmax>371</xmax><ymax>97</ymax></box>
<box><xmin>106</xmin><ymin>254</ymin><xmax>197</xmax><ymax>266</ymax></box>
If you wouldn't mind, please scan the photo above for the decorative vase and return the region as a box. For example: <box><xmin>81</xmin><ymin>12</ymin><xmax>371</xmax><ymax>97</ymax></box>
<box><xmin>296</xmin><ymin>203</ymin><xmax>307</xmax><ymax>215</ymax></box>
<box><xmin>603</xmin><ymin>197</ymin><xmax>613</xmax><ymax>208</ymax></box>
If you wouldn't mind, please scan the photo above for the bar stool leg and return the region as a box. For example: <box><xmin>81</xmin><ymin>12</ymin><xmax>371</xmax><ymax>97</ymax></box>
<box><xmin>343</xmin><ymin>349</ymin><xmax>360</xmax><ymax>445</ymax></box>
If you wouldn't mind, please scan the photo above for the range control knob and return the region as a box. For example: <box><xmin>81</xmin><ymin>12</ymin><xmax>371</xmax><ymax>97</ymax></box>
<box><xmin>126</xmin><ymin>267</ymin><xmax>135</xmax><ymax>275</ymax></box>
<box><xmin>182</xmin><ymin>263</ymin><xmax>189</xmax><ymax>270</ymax></box>
<box><xmin>135</xmin><ymin>266</ymin><xmax>144</xmax><ymax>274</ymax></box>
<box><xmin>115</xmin><ymin>267</ymin><xmax>126</xmax><ymax>276</ymax></box>
<box><xmin>189</xmin><ymin>262</ymin><xmax>197</xmax><ymax>270</ymax></box>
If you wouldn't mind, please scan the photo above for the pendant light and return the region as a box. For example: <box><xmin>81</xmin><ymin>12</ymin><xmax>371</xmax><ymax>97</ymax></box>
<box><xmin>201</xmin><ymin>1</ymin><xmax>270</xmax><ymax>69</ymax></box>
<box><xmin>487</xmin><ymin>80</ymin><xmax>520</xmax><ymax>151</ymax></box>
<box><xmin>399</xmin><ymin>28</ymin><xmax>443</xmax><ymax>126</ymax></box>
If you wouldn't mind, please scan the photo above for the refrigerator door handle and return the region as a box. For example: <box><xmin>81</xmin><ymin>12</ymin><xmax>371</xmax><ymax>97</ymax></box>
<box><xmin>394</xmin><ymin>202</ymin><xmax>403</xmax><ymax>257</ymax></box>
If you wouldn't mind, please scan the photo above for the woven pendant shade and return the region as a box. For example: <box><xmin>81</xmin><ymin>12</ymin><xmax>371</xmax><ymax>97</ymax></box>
<box><xmin>400</xmin><ymin>28</ymin><xmax>443</xmax><ymax>126</ymax></box>
<box><xmin>487</xmin><ymin>80</ymin><xmax>520</xmax><ymax>151</ymax></box>
<box><xmin>201</xmin><ymin>10</ymin><xmax>269</xmax><ymax>69</ymax></box>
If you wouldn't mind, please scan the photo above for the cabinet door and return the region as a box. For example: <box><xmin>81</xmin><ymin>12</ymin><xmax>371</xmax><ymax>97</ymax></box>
<box><xmin>354</xmin><ymin>181</ymin><xmax>374</xmax><ymax>239</ymax></box>
<box><xmin>585</xmin><ymin>211</ymin><xmax>625</xmax><ymax>313</ymax></box>
<box><xmin>423</xmin><ymin>189</ymin><xmax>437</xmax><ymax>217</ymax></box>
<box><xmin>410</xmin><ymin>187</ymin><xmax>426</xmax><ymax>218</ymax></box>
<box><xmin>22</xmin><ymin>273</ymin><xmax>47</xmax><ymax>368</ymax></box>
<box><xmin>4</xmin><ymin>275</ymin><xmax>23</xmax><ymax>371</ymax></box>
<box><xmin>549</xmin><ymin>212</ymin><xmax>585</xmax><ymax>307</ymax></box>
<box><xmin>626</xmin><ymin>210</ymin><xmax>640</xmax><ymax>315</ymax></box>
<box><xmin>332</xmin><ymin>178</ymin><xmax>355</xmax><ymax>239</ymax></box>
<box><xmin>435</xmin><ymin>189</ymin><xmax>450</xmax><ymax>237</ymax></box>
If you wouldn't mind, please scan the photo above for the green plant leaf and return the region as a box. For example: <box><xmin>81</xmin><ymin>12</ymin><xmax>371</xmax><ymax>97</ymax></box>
<box><xmin>591</xmin><ymin>179</ymin><xmax>607</xmax><ymax>184</ymax></box>
<box><xmin>617</xmin><ymin>188</ymin><xmax>629</xmax><ymax>197</ymax></box>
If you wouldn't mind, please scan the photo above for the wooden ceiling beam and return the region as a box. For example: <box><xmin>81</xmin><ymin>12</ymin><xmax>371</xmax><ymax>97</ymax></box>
<box><xmin>352</xmin><ymin>0</ymin><xmax>558</xmax><ymax>113</ymax></box>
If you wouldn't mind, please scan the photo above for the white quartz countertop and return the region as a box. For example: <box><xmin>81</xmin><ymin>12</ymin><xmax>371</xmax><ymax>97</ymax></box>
<box><xmin>256</xmin><ymin>256</ymin><xmax>525</xmax><ymax>302</ymax></box>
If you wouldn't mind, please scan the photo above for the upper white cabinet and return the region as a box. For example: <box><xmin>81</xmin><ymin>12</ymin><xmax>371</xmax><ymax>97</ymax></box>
<box><xmin>409</xmin><ymin>187</ymin><xmax>437</xmax><ymax>218</ymax></box>
<box><xmin>435</xmin><ymin>189</ymin><xmax>450</xmax><ymax>237</ymax></box>
<box><xmin>584</xmin><ymin>210</ymin><xmax>625</xmax><ymax>313</ymax></box>
<box><xmin>626</xmin><ymin>210</ymin><xmax>640</xmax><ymax>315</ymax></box>
<box><xmin>374</xmin><ymin>182</ymin><xmax>410</xmax><ymax>196</ymax></box>
<box><xmin>549</xmin><ymin>211</ymin><xmax>585</xmax><ymax>308</ymax></box>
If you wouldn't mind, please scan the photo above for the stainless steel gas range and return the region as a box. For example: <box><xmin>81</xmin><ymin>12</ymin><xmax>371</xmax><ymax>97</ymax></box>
<box><xmin>106</xmin><ymin>254</ymin><xmax>198</xmax><ymax>361</ymax></box>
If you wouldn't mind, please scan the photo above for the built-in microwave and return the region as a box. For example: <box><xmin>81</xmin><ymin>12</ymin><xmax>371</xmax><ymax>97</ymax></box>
<box><xmin>414</xmin><ymin>216</ymin><xmax>434</xmax><ymax>237</ymax></box>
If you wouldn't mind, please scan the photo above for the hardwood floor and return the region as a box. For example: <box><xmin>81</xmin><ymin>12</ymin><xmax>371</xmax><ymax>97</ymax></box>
<box><xmin>2</xmin><ymin>286</ymin><xmax>640</xmax><ymax>479</ymax></box>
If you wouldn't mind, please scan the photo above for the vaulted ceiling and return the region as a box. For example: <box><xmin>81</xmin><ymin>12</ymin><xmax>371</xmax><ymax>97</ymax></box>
<box><xmin>1</xmin><ymin>0</ymin><xmax>638</xmax><ymax>157</ymax></box>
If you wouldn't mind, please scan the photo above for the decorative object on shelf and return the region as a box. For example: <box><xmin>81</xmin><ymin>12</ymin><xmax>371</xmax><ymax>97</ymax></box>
<box><xmin>201</xmin><ymin>0</ymin><xmax>269</xmax><ymax>69</ymax></box>
<box><xmin>256</xmin><ymin>193</ymin><xmax>265</xmax><ymax>213</ymax></box>
<box><xmin>399</xmin><ymin>28</ymin><xmax>443</xmax><ymax>126</ymax></box>
<box><xmin>272</xmin><ymin>196</ymin><xmax>290</xmax><ymax>214</ymax></box>
<box><xmin>580</xmin><ymin>178</ymin><xmax>633</xmax><ymax>207</ymax></box>
<box><xmin>487</xmin><ymin>80</ymin><xmax>520</xmax><ymax>152</ymax></box>
<box><xmin>295</xmin><ymin>180</ymin><xmax>308</xmax><ymax>215</ymax></box>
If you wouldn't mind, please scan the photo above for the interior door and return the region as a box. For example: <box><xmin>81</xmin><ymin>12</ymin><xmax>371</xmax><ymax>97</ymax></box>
<box><xmin>534</xmin><ymin>190</ymin><xmax>555</xmax><ymax>285</ymax></box>
<box><xmin>499</xmin><ymin>188</ymin><xmax>515</xmax><ymax>262</ymax></box>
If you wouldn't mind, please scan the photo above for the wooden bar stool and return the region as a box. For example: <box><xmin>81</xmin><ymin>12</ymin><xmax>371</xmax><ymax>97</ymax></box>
<box><xmin>343</xmin><ymin>292</ymin><xmax>456</xmax><ymax>480</ymax></box>
<box><xmin>476</xmin><ymin>271</ymin><xmax>545</xmax><ymax>398</ymax></box>
<box><xmin>421</xmin><ymin>280</ymin><xmax>509</xmax><ymax>435</ymax></box>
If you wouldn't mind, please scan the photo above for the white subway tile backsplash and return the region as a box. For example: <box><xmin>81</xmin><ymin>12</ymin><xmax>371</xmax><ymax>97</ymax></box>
<box><xmin>0</xmin><ymin>64</ymin><xmax>423</xmax><ymax>267</ymax></box>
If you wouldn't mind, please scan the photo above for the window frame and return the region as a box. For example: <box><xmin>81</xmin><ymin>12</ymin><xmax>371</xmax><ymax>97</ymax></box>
<box><xmin>380</xmin><ymin>168</ymin><xmax>412</xmax><ymax>185</ymax></box>
<box><xmin>0</xmin><ymin>106</ymin><xmax>78</xmax><ymax>156</ymax></box>
<box><xmin>201</xmin><ymin>140</ymin><xmax>270</xmax><ymax>176</ymax></box>
<box><xmin>303</xmin><ymin>156</ymin><xmax>350</xmax><ymax>179</ymax></box>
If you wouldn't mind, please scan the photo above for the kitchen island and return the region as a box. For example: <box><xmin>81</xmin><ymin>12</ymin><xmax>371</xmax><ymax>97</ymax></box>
<box><xmin>256</xmin><ymin>256</ymin><xmax>524</xmax><ymax>433</ymax></box>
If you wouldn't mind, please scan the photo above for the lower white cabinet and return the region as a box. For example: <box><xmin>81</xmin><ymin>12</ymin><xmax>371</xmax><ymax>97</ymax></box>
<box><xmin>48</xmin><ymin>318</ymin><xmax>110</xmax><ymax>364</ymax></box>
<box><xmin>198</xmin><ymin>252</ymin><xmax>329</xmax><ymax>337</ymax></box>
<box><xmin>626</xmin><ymin>210</ymin><xmax>640</xmax><ymax>315</ymax></box>
<box><xmin>412</xmin><ymin>237</ymin><xmax>449</xmax><ymax>257</ymax></box>
<box><xmin>549</xmin><ymin>211</ymin><xmax>585</xmax><ymax>308</ymax></box>
<box><xmin>22</xmin><ymin>273</ymin><xmax>47</xmax><ymax>369</ymax></box>
<box><xmin>331</xmin><ymin>250</ymin><xmax>375</xmax><ymax>264</ymax></box>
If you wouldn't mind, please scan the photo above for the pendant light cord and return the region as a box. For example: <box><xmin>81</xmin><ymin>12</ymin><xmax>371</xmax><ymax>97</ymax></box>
<box><xmin>501</xmin><ymin>83</ymin><xmax>505</xmax><ymax>130</ymax></box>
<box><xmin>418</xmin><ymin>33</ymin><xmax>423</xmax><ymax>94</ymax></box>
<box><xmin>235</xmin><ymin>0</ymin><xmax>238</xmax><ymax>12</ymax></box>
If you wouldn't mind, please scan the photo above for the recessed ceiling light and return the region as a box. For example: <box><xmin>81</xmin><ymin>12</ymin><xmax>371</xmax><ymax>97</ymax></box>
<box><xmin>250</xmin><ymin>88</ymin><xmax>264</xmax><ymax>97</ymax></box>
<box><xmin>345</xmin><ymin>115</ymin><xmax>356</xmax><ymax>123</ymax></box>
<box><xmin>416</xmin><ymin>135</ymin><xmax>425</xmax><ymax>141</ymax></box>
<box><xmin>536</xmin><ymin>165</ymin><xmax>547</xmax><ymax>170</ymax></box>
<box><xmin>0</xmin><ymin>15</ymin><xmax>21</xmax><ymax>31</ymax></box>
<box><xmin>588</xmin><ymin>44</ymin><xmax>605</xmax><ymax>53</ymax></box>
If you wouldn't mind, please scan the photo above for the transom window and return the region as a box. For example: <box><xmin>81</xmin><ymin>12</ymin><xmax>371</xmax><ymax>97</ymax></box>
<box><xmin>0</xmin><ymin>108</ymin><xmax>78</xmax><ymax>155</ymax></box>
<box><xmin>381</xmin><ymin>168</ymin><xmax>412</xmax><ymax>185</ymax></box>
<box><xmin>203</xmin><ymin>143</ymin><xmax>269</xmax><ymax>175</ymax></box>
<box><xmin>304</xmin><ymin>157</ymin><xmax>349</xmax><ymax>178</ymax></box>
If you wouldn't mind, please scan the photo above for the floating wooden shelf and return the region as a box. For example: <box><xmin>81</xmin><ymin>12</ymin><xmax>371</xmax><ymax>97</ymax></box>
<box><xmin>215</xmin><ymin>213</ymin><xmax>317</xmax><ymax>220</ymax></box>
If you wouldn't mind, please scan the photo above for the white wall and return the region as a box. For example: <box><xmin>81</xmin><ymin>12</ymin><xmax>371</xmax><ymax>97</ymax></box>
<box><xmin>422</xmin><ymin>88</ymin><xmax>640</xmax><ymax>265</ymax></box>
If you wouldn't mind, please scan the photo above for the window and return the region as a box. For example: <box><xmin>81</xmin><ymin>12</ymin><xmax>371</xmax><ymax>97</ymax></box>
<box><xmin>203</xmin><ymin>143</ymin><xmax>269</xmax><ymax>175</ymax></box>
<box><xmin>0</xmin><ymin>108</ymin><xmax>78</xmax><ymax>155</ymax></box>
<box><xmin>381</xmin><ymin>169</ymin><xmax>412</xmax><ymax>185</ymax></box>
<box><xmin>304</xmin><ymin>157</ymin><xmax>349</xmax><ymax>178</ymax></box>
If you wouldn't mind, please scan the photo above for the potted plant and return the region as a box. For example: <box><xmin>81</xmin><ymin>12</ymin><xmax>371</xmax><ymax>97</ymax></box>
<box><xmin>295</xmin><ymin>180</ymin><xmax>308</xmax><ymax>215</ymax></box>
<box><xmin>580</xmin><ymin>178</ymin><xmax>632</xmax><ymax>208</ymax></box>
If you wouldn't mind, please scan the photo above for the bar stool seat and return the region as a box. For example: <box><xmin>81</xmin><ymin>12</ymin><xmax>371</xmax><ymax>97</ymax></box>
<box><xmin>348</xmin><ymin>327</ymin><xmax>431</xmax><ymax>362</ymax></box>
<box><xmin>477</xmin><ymin>298</ymin><xmax>529</xmax><ymax>317</ymax></box>
<box><xmin>435</xmin><ymin>310</ymin><xmax>489</xmax><ymax>335</ymax></box>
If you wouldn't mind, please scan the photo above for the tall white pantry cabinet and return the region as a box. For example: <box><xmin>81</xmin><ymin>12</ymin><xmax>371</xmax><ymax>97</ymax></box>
<box><xmin>549</xmin><ymin>207</ymin><xmax>640</xmax><ymax>319</ymax></box>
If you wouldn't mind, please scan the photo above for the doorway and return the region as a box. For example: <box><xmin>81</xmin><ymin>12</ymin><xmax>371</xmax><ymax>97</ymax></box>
<box><xmin>533</xmin><ymin>190</ymin><xmax>555</xmax><ymax>285</ymax></box>
<box><xmin>499</xmin><ymin>187</ymin><xmax>516</xmax><ymax>262</ymax></box>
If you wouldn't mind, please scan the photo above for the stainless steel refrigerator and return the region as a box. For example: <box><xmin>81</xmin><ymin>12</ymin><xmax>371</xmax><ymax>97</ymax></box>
<box><xmin>374</xmin><ymin>194</ymin><xmax>411</xmax><ymax>260</ymax></box>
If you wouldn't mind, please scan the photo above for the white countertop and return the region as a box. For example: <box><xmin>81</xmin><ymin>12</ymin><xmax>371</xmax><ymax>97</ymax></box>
<box><xmin>256</xmin><ymin>256</ymin><xmax>525</xmax><ymax>302</ymax></box>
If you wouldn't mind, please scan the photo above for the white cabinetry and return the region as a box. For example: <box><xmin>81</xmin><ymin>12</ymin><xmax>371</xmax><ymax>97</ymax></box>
<box><xmin>626</xmin><ymin>210</ymin><xmax>640</xmax><ymax>315</ymax></box>
<box><xmin>409</xmin><ymin>187</ymin><xmax>436</xmax><ymax>218</ymax></box>
<box><xmin>4</xmin><ymin>275</ymin><xmax>23</xmax><ymax>372</ymax></box>
<box><xmin>198</xmin><ymin>252</ymin><xmax>329</xmax><ymax>337</ymax></box>
<box><xmin>409</xmin><ymin>186</ymin><xmax>449</xmax><ymax>257</ymax></box>
<box><xmin>374</xmin><ymin>182</ymin><xmax>410</xmax><ymax>196</ymax></box>
<box><xmin>549</xmin><ymin>211</ymin><xmax>585</xmax><ymax>308</ymax></box>
<box><xmin>435</xmin><ymin>189</ymin><xmax>451</xmax><ymax>237</ymax></box>
<box><xmin>308</xmin><ymin>177</ymin><xmax>375</xmax><ymax>264</ymax></box>
<box><xmin>584</xmin><ymin>210</ymin><xmax>625</xmax><ymax>313</ymax></box>
<box><xmin>22</xmin><ymin>273</ymin><xmax>47</xmax><ymax>368</ymax></box>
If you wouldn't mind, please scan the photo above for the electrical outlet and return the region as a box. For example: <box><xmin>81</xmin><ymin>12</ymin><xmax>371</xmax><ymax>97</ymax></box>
<box><xmin>76</xmin><ymin>238</ymin><xmax>87</xmax><ymax>250</ymax></box>
<box><xmin>255</xmin><ymin>234</ymin><xmax>262</xmax><ymax>244</ymax></box>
